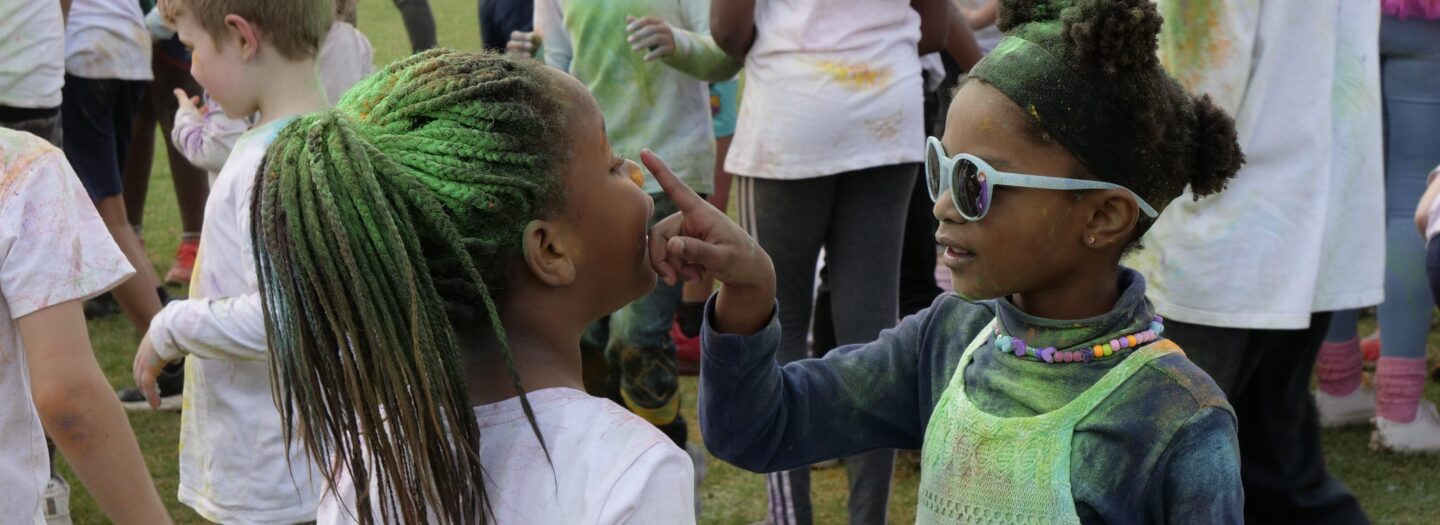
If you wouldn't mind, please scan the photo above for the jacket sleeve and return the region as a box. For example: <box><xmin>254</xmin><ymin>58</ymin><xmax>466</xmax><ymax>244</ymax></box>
<box><xmin>698</xmin><ymin>297</ymin><xmax>934</xmax><ymax>472</ymax></box>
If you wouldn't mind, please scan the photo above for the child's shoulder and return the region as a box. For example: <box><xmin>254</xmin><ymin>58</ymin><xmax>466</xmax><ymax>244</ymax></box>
<box><xmin>1139</xmin><ymin>347</ymin><xmax>1232</xmax><ymax>413</ymax></box>
<box><xmin>910</xmin><ymin>293</ymin><xmax>1000</xmax><ymax>343</ymax></box>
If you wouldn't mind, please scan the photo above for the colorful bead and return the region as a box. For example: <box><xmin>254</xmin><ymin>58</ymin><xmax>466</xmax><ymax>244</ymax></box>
<box><xmin>993</xmin><ymin>317</ymin><xmax>1165</xmax><ymax>363</ymax></box>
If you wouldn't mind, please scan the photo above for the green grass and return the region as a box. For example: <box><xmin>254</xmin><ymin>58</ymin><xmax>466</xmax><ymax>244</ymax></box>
<box><xmin>60</xmin><ymin>1</ymin><xmax>1440</xmax><ymax>522</ymax></box>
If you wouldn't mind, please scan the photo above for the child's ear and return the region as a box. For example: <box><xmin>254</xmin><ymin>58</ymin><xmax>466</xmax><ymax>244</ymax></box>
<box><xmin>521</xmin><ymin>220</ymin><xmax>578</xmax><ymax>287</ymax></box>
<box><xmin>223</xmin><ymin>14</ymin><xmax>261</xmax><ymax>62</ymax></box>
<box><xmin>1081</xmin><ymin>189</ymin><xmax>1140</xmax><ymax>249</ymax></box>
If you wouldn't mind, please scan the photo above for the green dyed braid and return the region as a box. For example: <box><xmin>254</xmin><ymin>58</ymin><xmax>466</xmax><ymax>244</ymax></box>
<box><xmin>251</xmin><ymin>49</ymin><xmax>570</xmax><ymax>525</ymax></box>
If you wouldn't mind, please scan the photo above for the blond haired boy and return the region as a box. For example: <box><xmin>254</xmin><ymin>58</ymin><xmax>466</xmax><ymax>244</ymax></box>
<box><xmin>133</xmin><ymin>0</ymin><xmax>334</xmax><ymax>522</ymax></box>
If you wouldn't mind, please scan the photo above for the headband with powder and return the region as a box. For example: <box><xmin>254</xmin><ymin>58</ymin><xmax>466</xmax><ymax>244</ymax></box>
<box><xmin>969</xmin><ymin>0</ymin><xmax>1244</xmax><ymax>215</ymax></box>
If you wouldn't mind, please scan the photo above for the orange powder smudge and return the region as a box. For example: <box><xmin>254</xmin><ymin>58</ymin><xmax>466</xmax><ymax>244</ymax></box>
<box><xmin>628</xmin><ymin>162</ymin><xmax>645</xmax><ymax>187</ymax></box>
<box><xmin>814</xmin><ymin>61</ymin><xmax>892</xmax><ymax>91</ymax></box>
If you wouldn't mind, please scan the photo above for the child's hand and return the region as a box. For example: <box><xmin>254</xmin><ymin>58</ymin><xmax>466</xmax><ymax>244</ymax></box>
<box><xmin>132</xmin><ymin>334</ymin><xmax>173</xmax><ymax>410</ymax></box>
<box><xmin>626</xmin><ymin>16</ymin><xmax>676</xmax><ymax>61</ymax></box>
<box><xmin>507</xmin><ymin>31</ymin><xmax>541</xmax><ymax>58</ymax></box>
<box><xmin>173</xmin><ymin>88</ymin><xmax>204</xmax><ymax>118</ymax></box>
<box><xmin>644</xmin><ymin>150</ymin><xmax>775</xmax><ymax>333</ymax></box>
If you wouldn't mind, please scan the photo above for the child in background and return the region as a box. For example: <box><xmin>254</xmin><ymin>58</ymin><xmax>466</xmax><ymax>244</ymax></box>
<box><xmin>681</xmin><ymin>0</ymin><xmax>1246</xmax><ymax>522</ymax></box>
<box><xmin>534</xmin><ymin>0</ymin><xmax>739</xmax><ymax>492</ymax></box>
<box><xmin>61</xmin><ymin>0</ymin><xmax>167</xmax><ymax>335</ymax></box>
<box><xmin>130</xmin><ymin>0</ymin><xmax>334</xmax><ymax>521</ymax></box>
<box><xmin>1</xmin><ymin>128</ymin><xmax>171</xmax><ymax>525</ymax></box>
<box><xmin>709</xmin><ymin>0</ymin><xmax>947</xmax><ymax>520</ymax></box>
<box><xmin>168</xmin><ymin>0</ymin><xmax>375</xmax><ymax>184</ymax></box>
<box><xmin>255</xmin><ymin>49</ymin><xmax>694</xmax><ymax>525</ymax></box>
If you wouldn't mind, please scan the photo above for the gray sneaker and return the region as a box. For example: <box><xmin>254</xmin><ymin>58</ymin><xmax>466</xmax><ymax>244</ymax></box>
<box><xmin>43</xmin><ymin>474</ymin><xmax>72</xmax><ymax>525</ymax></box>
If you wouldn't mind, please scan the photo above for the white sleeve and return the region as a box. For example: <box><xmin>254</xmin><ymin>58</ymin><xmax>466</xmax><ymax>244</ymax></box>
<box><xmin>146</xmin><ymin>292</ymin><xmax>266</xmax><ymax>362</ymax></box>
<box><xmin>596</xmin><ymin>442</ymin><xmax>696</xmax><ymax>525</ymax></box>
<box><xmin>536</xmin><ymin>0</ymin><xmax>574</xmax><ymax>73</ymax></box>
<box><xmin>1</xmin><ymin>143</ymin><xmax>134</xmax><ymax>319</ymax></box>
<box><xmin>170</xmin><ymin>98</ymin><xmax>250</xmax><ymax>174</ymax></box>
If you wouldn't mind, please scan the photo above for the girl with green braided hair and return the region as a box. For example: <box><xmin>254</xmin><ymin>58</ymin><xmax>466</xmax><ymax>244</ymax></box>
<box><xmin>253</xmin><ymin>49</ymin><xmax>695</xmax><ymax>524</ymax></box>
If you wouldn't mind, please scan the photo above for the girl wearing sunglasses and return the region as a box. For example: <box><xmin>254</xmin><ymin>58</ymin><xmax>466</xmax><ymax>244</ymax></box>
<box><xmin>649</xmin><ymin>0</ymin><xmax>1249</xmax><ymax>522</ymax></box>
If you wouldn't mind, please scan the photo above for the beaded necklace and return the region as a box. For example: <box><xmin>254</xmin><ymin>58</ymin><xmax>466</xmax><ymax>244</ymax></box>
<box><xmin>993</xmin><ymin>316</ymin><xmax>1165</xmax><ymax>364</ymax></box>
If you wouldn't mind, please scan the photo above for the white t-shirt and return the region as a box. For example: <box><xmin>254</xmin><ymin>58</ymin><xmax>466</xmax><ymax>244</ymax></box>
<box><xmin>319</xmin><ymin>21</ymin><xmax>375</xmax><ymax>105</ymax></box>
<box><xmin>0</xmin><ymin>129</ymin><xmax>133</xmax><ymax>522</ymax></box>
<box><xmin>318</xmin><ymin>388</ymin><xmax>695</xmax><ymax>525</ymax></box>
<box><xmin>726</xmin><ymin>0</ymin><xmax>924</xmax><ymax>180</ymax></box>
<box><xmin>0</xmin><ymin>0</ymin><xmax>65</xmax><ymax>108</ymax></box>
<box><xmin>64</xmin><ymin>0</ymin><xmax>153</xmax><ymax>81</ymax></box>
<box><xmin>1129</xmin><ymin>0</ymin><xmax>1384</xmax><ymax>330</ymax></box>
<box><xmin>146</xmin><ymin>118</ymin><xmax>322</xmax><ymax>524</ymax></box>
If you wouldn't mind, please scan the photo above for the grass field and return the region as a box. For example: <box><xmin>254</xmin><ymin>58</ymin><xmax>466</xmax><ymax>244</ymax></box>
<box><xmin>59</xmin><ymin>0</ymin><xmax>1440</xmax><ymax>522</ymax></box>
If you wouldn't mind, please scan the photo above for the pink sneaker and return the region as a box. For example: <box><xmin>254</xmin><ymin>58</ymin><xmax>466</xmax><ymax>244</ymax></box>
<box><xmin>672</xmin><ymin>320</ymin><xmax>700</xmax><ymax>375</ymax></box>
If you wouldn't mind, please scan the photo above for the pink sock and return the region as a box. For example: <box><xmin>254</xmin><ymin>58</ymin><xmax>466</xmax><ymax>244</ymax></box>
<box><xmin>1376</xmin><ymin>357</ymin><xmax>1427</xmax><ymax>423</ymax></box>
<box><xmin>1316</xmin><ymin>338</ymin><xmax>1362</xmax><ymax>396</ymax></box>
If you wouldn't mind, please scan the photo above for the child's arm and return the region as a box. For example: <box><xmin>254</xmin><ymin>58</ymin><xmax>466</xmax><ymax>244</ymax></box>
<box><xmin>20</xmin><ymin>303</ymin><xmax>172</xmax><ymax>525</ymax></box>
<box><xmin>1415</xmin><ymin>166</ymin><xmax>1440</xmax><ymax>236</ymax></box>
<box><xmin>534</xmin><ymin>0</ymin><xmax>573</xmax><ymax>71</ymax></box>
<box><xmin>945</xmin><ymin>1</ymin><xmax>983</xmax><ymax>71</ymax></box>
<box><xmin>133</xmin><ymin>292</ymin><xmax>266</xmax><ymax>405</ymax></box>
<box><xmin>709</xmin><ymin>0</ymin><xmax>756</xmax><ymax>61</ymax></box>
<box><xmin>1153</xmin><ymin>408</ymin><xmax>1242</xmax><ymax>524</ymax></box>
<box><xmin>913</xmin><ymin>0</ymin><xmax>949</xmax><ymax>54</ymax></box>
<box><xmin>645</xmin><ymin>151</ymin><xmax>930</xmax><ymax>470</ymax></box>
<box><xmin>171</xmin><ymin>89</ymin><xmax>248</xmax><ymax>173</ymax></box>
<box><xmin>624</xmin><ymin>0</ymin><xmax>742</xmax><ymax>82</ymax></box>
<box><xmin>962</xmin><ymin>0</ymin><xmax>998</xmax><ymax>29</ymax></box>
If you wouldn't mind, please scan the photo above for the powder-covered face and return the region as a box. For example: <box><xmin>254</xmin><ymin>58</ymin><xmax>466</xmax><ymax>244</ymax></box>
<box><xmin>174</xmin><ymin>11</ymin><xmax>257</xmax><ymax>118</ymax></box>
<box><xmin>934</xmin><ymin>81</ymin><xmax>1094</xmax><ymax>302</ymax></box>
<box><xmin>550</xmin><ymin>72</ymin><xmax>657</xmax><ymax>312</ymax></box>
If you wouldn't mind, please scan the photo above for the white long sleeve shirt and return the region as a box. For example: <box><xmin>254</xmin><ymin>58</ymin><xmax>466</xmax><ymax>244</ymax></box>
<box><xmin>145</xmin><ymin>118</ymin><xmax>322</xmax><ymax>524</ymax></box>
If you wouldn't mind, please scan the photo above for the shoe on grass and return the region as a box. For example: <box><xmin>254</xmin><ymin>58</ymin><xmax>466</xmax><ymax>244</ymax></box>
<box><xmin>42</xmin><ymin>474</ymin><xmax>71</xmax><ymax>525</ymax></box>
<box><xmin>165</xmin><ymin>239</ymin><xmax>199</xmax><ymax>285</ymax></box>
<box><xmin>1315</xmin><ymin>384</ymin><xmax>1375</xmax><ymax>428</ymax></box>
<box><xmin>672</xmin><ymin>320</ymin><xmax>700</xmax><ymax>376</ymax></box>
<box><xmin>1371</xmin><ymin>401</ymin><xmax>1440</xmax><ymax>454</ymax></box>
<box><xmin>118</xmin><ymin>361</ymin><xmax>185</xmax><ymax>412</ymax></box>
<box><xmin>82</xmin><ymin>292</ymin><xmax>120</xmax><ymax>319</ymax></box>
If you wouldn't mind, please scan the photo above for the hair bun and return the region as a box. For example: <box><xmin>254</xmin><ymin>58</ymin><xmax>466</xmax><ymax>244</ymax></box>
<box><xmin>1187</xmin><ymin>94</ymin><xmax>1244</xmax><ymax>198</ymax></box>
<box><xmin>997</xmin><ymin>0</ymin><xmax>1067</xmax><ymax>32</ymax></box>
<box><xmin>1061</xmin><ymin>0</ymin><xmax>1162</xmax><ymax>75</ymax></box>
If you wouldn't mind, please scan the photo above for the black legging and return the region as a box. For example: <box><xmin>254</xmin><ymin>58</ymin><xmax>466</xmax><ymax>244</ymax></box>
<box><xmin>346</xmin><ymin>0</ymin><xmax>437</xmax><ymax>52</ymax></box>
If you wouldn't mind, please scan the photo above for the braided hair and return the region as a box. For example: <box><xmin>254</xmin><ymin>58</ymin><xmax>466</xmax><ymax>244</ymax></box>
<box><xmin>251</xmin><ymin>49</ymin><xmax>571</xmax><ymax>524</ymax></box>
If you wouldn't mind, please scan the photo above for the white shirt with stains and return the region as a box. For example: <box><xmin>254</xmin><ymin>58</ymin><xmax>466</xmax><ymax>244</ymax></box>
<box><xmin>726</xmin><ymin>0</ymin><xmax>925</xmax><ymax>179</ymax></box>
<box><xmin>64</xmin><ymin>0</ymin><xmax>152</xmax><ymax>81</ymax></box>
<box><xmin>0</xmin><ymin>0</ymin><xmax>65</xmax><ymax>108</ymax></box>
<box><xmin>0</xmin><ymin>129</ymin><xmax>133</xmax><ymax>523</ymax></box>
<box><xmin>317</xmin><ymin>388</ymin><xmax>695</xmax><ymax>525</ymax></box>
<box><xmin>146</xmin><ymin>118</ymin><xmax>323</xmax><ymax>523</ymax></box>
<box><xmin>1130</xmin><ymin>0</ymin><xmax>1385</xmax><ymax>329</ymax></box>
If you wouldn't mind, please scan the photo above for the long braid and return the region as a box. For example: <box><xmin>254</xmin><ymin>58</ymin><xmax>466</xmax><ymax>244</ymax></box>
<box><xmin>251</xmin><ymin>49</ymin><xmax>569</xmax><ymax>525</ymax></box>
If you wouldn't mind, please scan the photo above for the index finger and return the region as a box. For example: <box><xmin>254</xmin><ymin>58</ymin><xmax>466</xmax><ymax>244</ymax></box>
<box><xmin>641</xmin><ymin>149</ymin><xmax>708</xmax><ymax>212</ymax></box>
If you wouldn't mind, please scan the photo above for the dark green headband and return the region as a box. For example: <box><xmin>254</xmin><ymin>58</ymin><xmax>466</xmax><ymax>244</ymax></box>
<box><xmin>971</xmin><ymin>34</ymin><xmax>1155</xmax><ymax>192</ymax></box>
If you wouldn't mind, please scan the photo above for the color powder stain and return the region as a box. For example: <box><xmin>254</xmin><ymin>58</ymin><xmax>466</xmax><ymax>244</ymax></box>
<box><xmin>1026</xmin><ymin>104</ymin><xmax>1042</xmax><ymax>124</ymax></box>
<box><xmin>1157</xmin><ymin>0</ymin><xmax>1235</xmax><ymax>89</ymax></box>
<box><xmin>866</xmin><ymin>111</ymin><xmax>905</xmax><ymax>141</ymax></box>
<box><xmin>814</xmin><ymin>61</ymin><xmax>892</xmax><ymax>91</ymax></box>
<box><xmin>627</xmin><ymin>162</ymin><xmax>645</xmax><ymax>187</ymax></box>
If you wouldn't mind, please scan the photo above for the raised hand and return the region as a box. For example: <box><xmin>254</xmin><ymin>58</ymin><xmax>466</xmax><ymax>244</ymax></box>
<box><xmin>626</xmin><ymin>16</ymin><xmax>677</xmax><ymax>62</ymax></box>
<box><xmin>644</xmin><ymin>150</ymin><xmax>775</xmax><ymax>333</ymax></box>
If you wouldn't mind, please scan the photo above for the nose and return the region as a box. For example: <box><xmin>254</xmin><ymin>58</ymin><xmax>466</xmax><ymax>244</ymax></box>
<box><xmin>933</xmin><ymin>190</ymin><xmax>964</xmax><ymax>224</ymax></box>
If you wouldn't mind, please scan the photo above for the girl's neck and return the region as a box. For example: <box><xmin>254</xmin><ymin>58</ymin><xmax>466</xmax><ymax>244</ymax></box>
<box><xmin>461</xmin><ymin>313</ymin><xmax>587</xmax><ymax>407</ymax></box>
<box><xmin>1008</xmin><ymin>265</ymin><xmax>1121</xmax><ymax>321</ymax></box>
